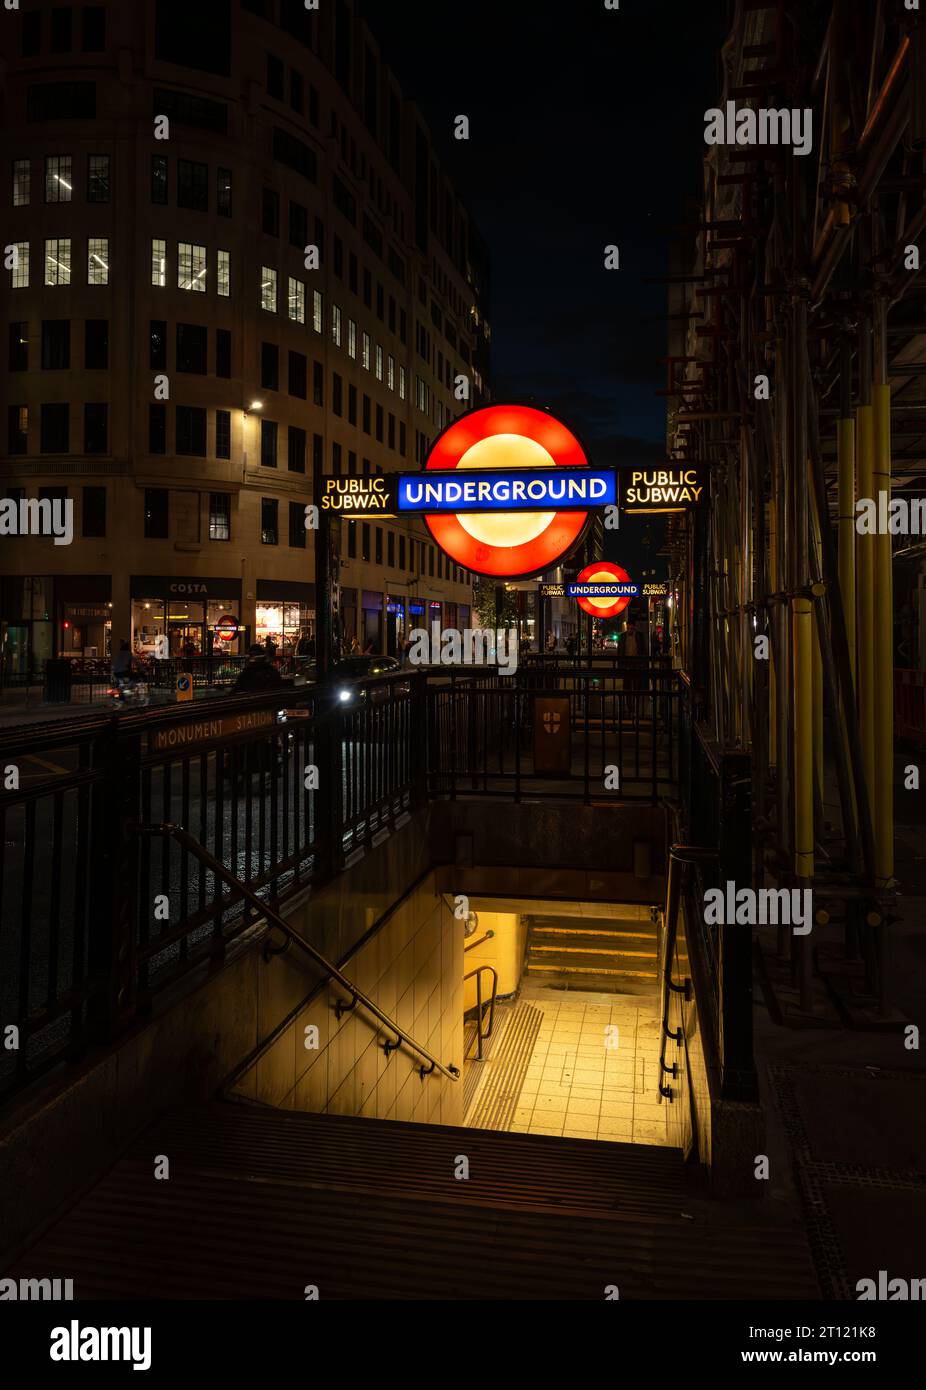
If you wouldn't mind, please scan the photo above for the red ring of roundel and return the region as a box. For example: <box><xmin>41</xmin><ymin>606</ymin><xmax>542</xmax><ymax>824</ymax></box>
<box><xmin>423</xmin><ymin>404</ymin><xmax>590</xmax><ymax>578</ymax></box>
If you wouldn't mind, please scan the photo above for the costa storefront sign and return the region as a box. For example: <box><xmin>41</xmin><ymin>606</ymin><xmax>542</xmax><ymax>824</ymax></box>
<box><xmin>571</xmin><ymin>562</ymin><xmax>637</xmax><ymax>617</ymax></box>
<box><xmin>620</xmin><ymin>468</ymin><xmax>705</xmax><ymax>512</ymax></box>
<box><xmin>420</xmin><ymin>404</ymin><xmax>599</xmax><ymax>578</ymax></box>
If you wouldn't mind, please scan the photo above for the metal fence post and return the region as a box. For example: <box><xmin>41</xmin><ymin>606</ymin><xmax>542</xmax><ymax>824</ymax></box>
<box><xmin>86</xmin><ymin>720</ymin><xmax>140</xmax><ymax>1043</ymax></box>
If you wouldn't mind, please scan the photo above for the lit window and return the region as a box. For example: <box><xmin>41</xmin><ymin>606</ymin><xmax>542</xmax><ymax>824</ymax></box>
<box><xmin>10</xmin><ymin>241</ymin><xmax>29</xmax><ymax>288</ymax></box>
<box><xmin>44</xmin><ymin>155</ymin><xmax>72</xmax><ymax>203</ymax></box>
<box><xmin>331</xmin><ymin>303</ymin><xmax>341</xmax><ymax>346</ymax></box>
<box><xmin>399</xmin><ymin>365</ymin><xmax>406</xmax><ymax>400</ymax></box>
<box><xmin>87</xmin><ymin>237</ymin><xmax>109</xmax><ymax>284</ymax></box>
<box><xmin>362</xmin><ymin>332</ymin><xmax>371</xmax><ymax>370</ymax></box>
<box><xmin>178</xmin><ymin>242</ymin><xmax>207</xmax><ymax>292</ymax></box>
<box><xmin>348</xmin><ymin>318</ymin><xmax>357</xmax><ymax>359</ymax></box>
<box><xmin>387</xmin><ymin>354</ymin><xmax>395</xmax><ymax>391</ymax></box>
<box><xmin>288</xmin><ymin>276</ymin><xmax>305</xmax><ymax>323</ymax></box>
<box><xmin>261</xmin><ymin>265</ymin><xmax>277</xmax><ymax>312</ymax></box>
<box><xmin>312</xmin><ymin>289</ymin><xmax>323</xmax><ymax>333</ymax></box>
<box><xmin>44</xmin><ymin>238</ymin><xmax>71</xmax><ymax>285</ymax></box>
<box><xmin>217</xmin><ymin>249</ymin><xmax>230</xmax><ymax>297</ymax></box>
<box><xmin>12</xmin><ymin>160</ymin><xmax>30</xmax><ymax>207</ymax></box>
<box><xmin>375</xmin><ymin>344</ymin><xmax>383</xmax><ymax>381</ymax></box>
<box><xmin>151</xmin><ymin>238</ymin><xmax>166</xmax><ymax>288</ymax></box>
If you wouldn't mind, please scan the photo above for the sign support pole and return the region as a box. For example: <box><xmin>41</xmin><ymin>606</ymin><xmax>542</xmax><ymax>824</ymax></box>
<box><xmin>313</xmin><ymin>449</ymin><xmax>341</xmax><ymax>679</ymax></box>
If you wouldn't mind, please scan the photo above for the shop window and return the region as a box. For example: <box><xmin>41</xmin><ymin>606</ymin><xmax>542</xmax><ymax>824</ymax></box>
<box><xmin>144</xmin><ymin>488</ymin><xmax>169</xmax><ymax>538</ymax></box>
<box><xmin>9</xmin><ymin>322</ymin><xmax>28</xmax><ymax>371</ymax></box>
<box><xmin>40</xmin><ymin>402</ymin><xmax>69</xmax><ymax>452</ymax></box>
<box><xmin>84</xmin><ymin>402</ymin><xmax>108</xmax><ymax>454</ymax></box>
<box><xmin>261</xmin><ymin>342</ymin><xmax>279</xmax><ymax>390</ymax></box>
<box><xmin>216</xmin><ymin>328</ymin><xmax>231</xmax><ymax>378</ymax></box>
<box><xmin>85</xmin><ymin>319</ymin><xmax>108</xmax><ymax>369</ymax></box>
<box><xmin>176</xmin><ymin>405</ymin><xmax>207</xmax><ymax>456</ymax></box>
<box><xmin>288</xmin><ymin>501</ymin><xmax>306</xmax><ymax>548</ymax></box>
<box><xmin>149</xmin><ymin>404</ymin><xmax>167</xmax><ymax>454</ymax></box>
<box><xmin>177</xmin><ymin>322</ymin><xmax>208</xmax><ymax>374</ymax></box>
<box><xmin>288</xmin><ymin>426</ymin><xmax>306</xmax><ymax>473</ymax></box>
<box><xmin>261</xmin><ymin>497</ymin><xmax>278</xmax><ymax>545</ymax></box>
<box><xmin>261</xmin><ymin>418</ymin><xmax>278</xmax><ymax>468</ymax></box>
<box><xmin>209</xmin><ymin>492</ymin><xmax>231</xmax><ymax>541</ymax></box>
<box><xmin>82</xmin><ymin>485</ymin><xmax>106</xmax><ymax>537</ymax></box>
<box><xmin>288</xmin><ymin>350</ymin><xmax>307</xmax><ymax>398</ymax></box>
<box><xmin>216</xmin><ymin>409</ymin><xmax>231</xmax><ymax>459</ymax></box>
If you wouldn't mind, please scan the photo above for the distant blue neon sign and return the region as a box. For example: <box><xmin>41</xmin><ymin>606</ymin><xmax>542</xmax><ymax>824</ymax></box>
<box><xmin>397</xmin><ymin>469</ymin><xmax>616</xmax><ymax>513</ymax></box>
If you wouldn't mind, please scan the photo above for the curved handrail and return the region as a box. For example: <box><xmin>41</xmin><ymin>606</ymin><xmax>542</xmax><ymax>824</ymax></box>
<box><xmin>658</xmin><ymin>844</ymin><xmax>718</xmax><ymax>1102</ymax></box>
<box><xmin>134</xmin><ymin>821</ymin><xmax>460</xmax><ymax>1081</ymax></box>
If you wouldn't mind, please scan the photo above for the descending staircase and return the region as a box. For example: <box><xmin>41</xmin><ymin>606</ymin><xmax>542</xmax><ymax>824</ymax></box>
<box><xmin>11</xmin><ymin>1101</ymin><xmax>818</xmax><ymax>1299</ymax></box>
<box><xmin>524</xmin><ymin>913</ymin><xmax>662</xmax><ymax>994</ymax></box>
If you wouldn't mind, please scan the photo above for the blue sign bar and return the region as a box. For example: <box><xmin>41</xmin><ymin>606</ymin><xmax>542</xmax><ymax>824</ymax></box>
<box><xmin>567</xmin><ymin>582</ymin><xmax>640</xmax><ymax>598</ymax></box>
<box><xmin>397</xmin><ymin>468</ymin><xmax>616</xmax><ymax>513</ymax></box>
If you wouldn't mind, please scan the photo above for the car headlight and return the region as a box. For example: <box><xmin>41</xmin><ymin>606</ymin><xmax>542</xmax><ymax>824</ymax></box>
<box><xmin>338</xmin><ymin>687</ymin><xmax>353</xmax><ymax>703</ymax></box>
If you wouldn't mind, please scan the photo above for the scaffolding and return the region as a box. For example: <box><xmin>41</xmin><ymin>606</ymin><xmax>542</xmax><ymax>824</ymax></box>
<box><xmin>664</xmin><ymin>0</ymin><xmax>925</xmax><ymax>1017</ymax></box>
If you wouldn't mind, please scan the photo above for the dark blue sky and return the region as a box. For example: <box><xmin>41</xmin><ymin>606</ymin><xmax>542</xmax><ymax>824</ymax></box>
<box><xmin>361</xmin><ymin>0</ymin><xmax>726</xmax><ymax>571</ymax></box>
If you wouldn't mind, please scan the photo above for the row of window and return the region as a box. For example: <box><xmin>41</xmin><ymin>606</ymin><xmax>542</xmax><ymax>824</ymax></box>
<box><xmin>20</xmin><ymin>6</ymin><xmax>106</xmax><ymax>58</ymax></box>
<box><xmin>8</xmin><ymin>402</ymin><xmax>108</xmax><ymax>455</ymax></box>
<box><xmin>344</xmin><ymin>520</ymin><xmax>468</xmax><ymax>584</ymax></box>
<box><xmin>8</xmin><ymin>239</ymin><xmax>110</xmax><ymax>288</ymax></box>
<box><xmin>12</xmin><ymin>154</ymin><xmax>110</xmax><ymax>206</ymax></box>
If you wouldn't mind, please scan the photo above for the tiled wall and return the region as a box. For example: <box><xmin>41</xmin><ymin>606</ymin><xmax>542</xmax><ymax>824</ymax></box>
<box><xmin>236</xmin><ymin>875</ymin><xmax>465</xmax><ymax>1128</ymax></box>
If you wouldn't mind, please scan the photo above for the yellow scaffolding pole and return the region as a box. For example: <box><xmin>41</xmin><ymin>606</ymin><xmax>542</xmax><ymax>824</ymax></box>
<box><xmin>837</xmin><ymin>417</ymin><xmax>856</xmax><ymax>690</ymax></box>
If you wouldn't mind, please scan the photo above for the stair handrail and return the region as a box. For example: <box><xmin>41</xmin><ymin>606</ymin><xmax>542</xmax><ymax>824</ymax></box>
<box><xmin>463</xmin><ymin>964</ymin><xmax>498</xmax><ymax>1061</ymax></box>
<box><xmin>658</xmin><ymin>844</ymin><xmax>718</xmax><ymax>1102</ymax></box>
<box><xmin>134</xmin><ymin>822</ymin><xmax>460</xmax><ymax>1081</ymax></box>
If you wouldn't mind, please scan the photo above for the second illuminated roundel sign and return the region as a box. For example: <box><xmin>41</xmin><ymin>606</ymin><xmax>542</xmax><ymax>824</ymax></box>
<box><xmin>573</xmin><ymin>561</ymin><xmax>636</xmax><ymax>618</ymax></box>
<box><xmin>423</xmin><ymin>404</ymin><xmax>590</xmax><ymax>578</ymax></box>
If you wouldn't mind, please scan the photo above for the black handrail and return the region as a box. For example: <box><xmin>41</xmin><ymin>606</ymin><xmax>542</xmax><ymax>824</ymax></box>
<box><xmin>133</xmin><ymin>821</ymin><xmax>460</xmax><ymax>1082</ymax></box>
<box><xmin>658</xmin><ymin>844</ymin><xmax>718</xmax><ymax>1102</ymax></box>
<box><xmin>463</xmin><ymin>964</ymin><xmax>498</xmax><ymax>1061</ymax></box>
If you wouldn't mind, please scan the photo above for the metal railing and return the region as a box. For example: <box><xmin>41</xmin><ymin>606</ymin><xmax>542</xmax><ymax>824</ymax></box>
<box><xmin>138</xmin><ymin>822</ymin><xmax>459</xmax><ymax>1082</ymax></box>
<box><xmin>428</xmin><ymin>664</ymin><xmax>678</xmax><ymax>803</ymax></box>
<box><xmin>658</xmin><ymin>845</ymin><xmax>717</xmax><ymax>1102</ymax></box>
<box><xmin>0</xmin><ymin>664</ymin><xmax>679</xmax><ymax>1103</ymax></box>
<box><xmin>463</xmin><ymin>965</ymin><xmax>498</xmax><ymax>1062</ymax></box>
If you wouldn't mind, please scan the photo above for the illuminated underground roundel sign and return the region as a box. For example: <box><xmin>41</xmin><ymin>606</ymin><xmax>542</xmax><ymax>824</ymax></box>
<box><xmin>571</xmin><ymin>561</ymin><xmax>637</xmax><ymax>618</ymax></box>
<box><xmin>421</xmin><ymin>404</ymin><xmax>593</xmax><ymax>579</ymax></box>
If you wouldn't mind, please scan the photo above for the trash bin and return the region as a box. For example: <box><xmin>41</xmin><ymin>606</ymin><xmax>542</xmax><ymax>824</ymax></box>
<box><xmin>44</xmin><ymin>657</ymin><xmax>72</xmax><ymax>703</ymax></box>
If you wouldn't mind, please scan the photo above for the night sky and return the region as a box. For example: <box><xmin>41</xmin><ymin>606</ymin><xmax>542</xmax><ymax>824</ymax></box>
<box><xmin>360</xmin><ymin>0</ymin><xmax>726</xmax><ymax>575</ymax></box>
